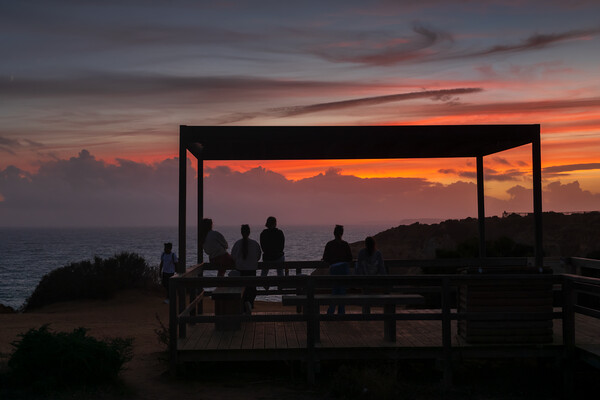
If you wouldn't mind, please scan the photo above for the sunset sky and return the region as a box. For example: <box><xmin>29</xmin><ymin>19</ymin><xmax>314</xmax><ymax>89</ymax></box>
<box><xmin>1</xmin><ymin>1</ymin><xmax>599</xmax><ymax>227</ymax></box>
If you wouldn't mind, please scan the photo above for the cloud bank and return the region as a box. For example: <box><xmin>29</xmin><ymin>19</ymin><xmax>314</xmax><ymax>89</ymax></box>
<box><xmin>1</xmin><ymin>151</ymin><xmax>599</xmax><ymax>227</ymax></box>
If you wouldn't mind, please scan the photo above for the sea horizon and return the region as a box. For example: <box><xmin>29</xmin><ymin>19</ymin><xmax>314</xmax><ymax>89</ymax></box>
<box><xmin>0</xmin><ymin>223</ymin><xmax>397</xmax><ymax>310</ymax></box>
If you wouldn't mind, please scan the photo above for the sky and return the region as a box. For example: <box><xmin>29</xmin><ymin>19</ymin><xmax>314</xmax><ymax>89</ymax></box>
<box><xmin>1</xmin><ymin>0</ymin><xmax>599</xmax><ymax>227</ymax></box>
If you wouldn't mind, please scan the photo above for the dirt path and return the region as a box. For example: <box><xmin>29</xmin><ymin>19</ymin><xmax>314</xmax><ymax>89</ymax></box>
<box><xmin>0</xmin><ymin>289</ymin><xmax>321</xmax><ymax>399</ymax></box>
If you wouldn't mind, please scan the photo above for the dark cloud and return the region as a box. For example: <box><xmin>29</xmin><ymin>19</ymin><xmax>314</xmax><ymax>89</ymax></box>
<box><xmin>2</xmin><ymin>150</ymin><xmax>599</xmax><ymax>227</ymax></box>
<box><xmin>0</xmin><ymin>136</ymin><xmax>44</xmax><ymax>156</ymax></box>
<box><xmin>0</xmin><ymin>73</ymin><xmax>357</xmax><ymax>100</ymax></box>
<box><xmin>209</xmin><ymin>88</ymin><xmax>483</xmax><ymax>123</ymax></box>
<box><xmin>438</xmin><ymin>168</ymin><xmax>458</xmax><ymax>175</ymax></box>
<box><xmin>492</xmin><ymin>157</ymin><xmax>512</xmax><ymax>166</ymax></box>
<box><xmin>310</xmin><ymin>23</ymin><xmax>600</xmax><ymax>66</ymax></box>
<box><xmin>405</xmin><ymin>96</ymin><xmax>600</xmax><ymax>118</ymax></box>
<box><xmin>544</xmin><ymin>181</ymin><xmax>600</xmax><ymax>212</ymax></box>
<box><xmin>311</xmin><ymin>22</ymin><xmax>453</xmax><ymax>66</ymax></box>
<box><xmin>269</xmin><ymin>88</ymin><xmax>483</xmax><ymax>117</ymax></box>
<box><xmin>0</xmin><ymin>150</ymin><xmax>197</xmax><ymax>227</ymax></box>
<box><xmin>543</xmin><ymin>163</ymin><xmax>600</xmax><ymax>173</ymax></box>
<box><xmin>464</xmin><ymin>28</ymin><xmax>600</xmax><ymax>58</ymax></box>
<box><xmin>0</xmin><ymin>2</ymin><xmax>263</xmax><ymax>55</ymax></box>
<box><xmin>450</xmin><ymin>167</ymin><xmax>526</xmax><ymax>182</ymax></box>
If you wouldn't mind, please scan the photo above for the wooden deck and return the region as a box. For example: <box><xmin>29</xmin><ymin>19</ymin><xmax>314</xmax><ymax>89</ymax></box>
<box><xmin>177</xmin><ymin>309</ymin><xmax>600</xmax><ymax>361</ymax></box>
<box><xmin>169</xmin><ymin>263</ymin><xmax>600</xmax><ymax>388</ymax></box>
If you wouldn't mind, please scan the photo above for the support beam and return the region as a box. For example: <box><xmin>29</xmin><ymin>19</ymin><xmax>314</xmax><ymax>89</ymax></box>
<box><xmin>532</xmin><ymin>133</ymin><xmax>543</xmax><ymax>268</ymax></box>
<box><xmin>198</xmin><ymin>158</ymin><xmax>204</xmax><ymax>264</ymax></box>
<box><xmin>178</xmin><ymin>138</ymin><xmax>187</xmax><ymax>274</ymax></box>
<box><xmin>476</xmin><ymin>155</ymin><xmax>486</xmax><ymax>262</ymax></box>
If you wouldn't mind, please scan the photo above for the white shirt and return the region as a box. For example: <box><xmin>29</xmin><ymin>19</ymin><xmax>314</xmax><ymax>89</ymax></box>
<box><xmin>203</xmin><ymin>230</ymin><xmax>228</xmax><ymax>259</ymax></box>
<box><xmin>231</xmin><ymin>238</ymin><xmax>262</xmax><ymax>270</ymax></box>
<box><xmin>161</xmin><ymin>252</ymin><xmax>178</xmax><ymax>274</ymax></box>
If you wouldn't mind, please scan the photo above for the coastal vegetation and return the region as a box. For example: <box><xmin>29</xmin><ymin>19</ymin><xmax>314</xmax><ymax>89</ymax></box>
<box><xmin>4</xmin><ymin>325</ymin><xmax>133</xmax><ymax>394</ymax></box>
<box><xmin>23</xmin><ymin>252</ymin><xmax>158</xmax><ymax>311</ymax></box>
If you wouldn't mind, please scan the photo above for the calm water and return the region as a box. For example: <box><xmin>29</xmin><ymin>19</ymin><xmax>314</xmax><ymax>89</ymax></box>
<box><xmin>0</xmin><ymin>224</ymin><xmax>392</xmax><ymax>309</ymax></box>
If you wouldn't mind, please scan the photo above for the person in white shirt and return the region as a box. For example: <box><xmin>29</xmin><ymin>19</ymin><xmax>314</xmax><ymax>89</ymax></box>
<box><xmin>159</xmin><ymin>242</ymin><xmax>178</xmax><ymax>303</ymax></box>
<box><xmin>200</xmin><ymin>218</ymin><xmax>234</xmax><ymax>276</ymax></box>
<box><xmin>231</xmin><ymin>224</ymin><xmax>261</xmax><ymax>313</ymax></box>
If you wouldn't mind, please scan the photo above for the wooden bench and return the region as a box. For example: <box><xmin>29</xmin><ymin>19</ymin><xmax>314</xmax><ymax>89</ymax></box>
<box><xmin>211</xmin><ymin>287</ymin><xmax>245</xmax><ymax>331</ymax></box>
<box><xmin>282</xmin><ymin>293</ymin><xmax>425</xmax><ymax>342</ymax></box>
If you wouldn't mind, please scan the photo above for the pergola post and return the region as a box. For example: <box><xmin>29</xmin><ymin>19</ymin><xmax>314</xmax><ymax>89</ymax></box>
<box><xmin>178</xmin><ymin>133</ymin><xmax>187</xmax><ymax>274</ymax></box>
<box><xmin>198</xmin><ymin>158</ymin><xmax>204</xmax><ymax>264</ymax></box>
<box><xmin>532</xmin><ymin>131</ymin><xmax>543</xmax><ymax>268</ymax></box>
<box><xmin>476</xmin><ymin>155</ymin><xmax>486</xmax><ymax>262</ymax></box>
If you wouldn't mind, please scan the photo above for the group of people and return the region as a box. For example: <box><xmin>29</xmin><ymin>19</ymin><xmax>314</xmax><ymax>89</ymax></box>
<box><xmin>199</xmin><ymin>216</ymin><xmax>285</xmax><ymax>313</ymax></box>
<box><xmin>159</xmin><ymin>219</ymin><xmax>386</xmax><ymax>314</ymax></box>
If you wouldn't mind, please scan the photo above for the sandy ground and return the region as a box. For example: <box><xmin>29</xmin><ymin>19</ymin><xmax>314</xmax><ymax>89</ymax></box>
<box><xmin>0</xmin><ymin>289</ymin><xmax>322</xmax><ymax>399</ymax></box>
<box><xmin>4</xmin><ymin>289</ymin><xmax>597</xmax><ymax>399</ymax></box>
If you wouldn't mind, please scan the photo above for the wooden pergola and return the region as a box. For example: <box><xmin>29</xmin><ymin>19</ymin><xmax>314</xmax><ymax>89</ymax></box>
<box><xmin>178</xmin><ymin>125</ymin><xmax>543</xmax><ymax>271</ymax></box>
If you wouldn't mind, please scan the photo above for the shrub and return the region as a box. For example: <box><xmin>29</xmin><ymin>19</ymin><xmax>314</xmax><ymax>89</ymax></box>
<box><xmin>154</xmin><ymin>313</ymin><xmax>170</xmax><ymax>350</ymax></box>
<box><xmin>435</xmin><ymin>236</ymin><xmax>534</xmax><ymax>260</ymax></box>
<box><xmin>7</xmin><ymin>325</ymin><xmax>133</xmax><ymax>392</ymax></box>
<box><xmin>24</xmin><ymin>252</ymin><xmax>157</xmax><ymax>311</ymax></box>
<box><xmin>329</xmin><ymin>363</ymin><xmax>398</xmax><ymax>399</ymax></box>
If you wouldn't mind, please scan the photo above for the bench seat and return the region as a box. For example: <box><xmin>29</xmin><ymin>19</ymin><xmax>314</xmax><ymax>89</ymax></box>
<box><xmin>282</xmin><ymin>293</ymin><xmax>425</xmax><ymax>306</ymax></box>
<box><xmin>211</xmin><ymin>287</ymin><xmax>245</xmax><ymax>331</ymax></box>
<box><xmin>282</xmin><ymin>293</ymin><xmax>425</xmax><ymax>342</ymax></box>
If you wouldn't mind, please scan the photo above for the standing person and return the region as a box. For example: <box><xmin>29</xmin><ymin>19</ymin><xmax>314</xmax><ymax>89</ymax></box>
<box><xmin>159</xmin><ymin>242</ymin><xmax>178</xmax><ymax>304</ymax></box>
<box><xmin>231</xmin><ymin>224</ymin><xmax>262</xmax><ymax>314</ymax></box>
<box><xmin>322</xmin><ymin>224</ymin><xmax>353</xmax><ymax>315</ymax></box>
<box><xmin>200</xmin><ymin>218</ymin><xmax>234</xmax><ymax>277</ymax></box>
<box><xmin>356</xmin><ymin>236</ymin><xmax>385</xmax><ymax>313</ymax></box>
<box><xmin>260</xmin><ymin>216</ymin><xmax>285</xmax><ymax>279</ymax></box>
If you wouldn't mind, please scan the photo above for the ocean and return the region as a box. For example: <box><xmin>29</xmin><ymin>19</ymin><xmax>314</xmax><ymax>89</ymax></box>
<box><xmin>0</xmin><ymin>224</ymin><xmax>392</xmax><ymax>310</ymax></box>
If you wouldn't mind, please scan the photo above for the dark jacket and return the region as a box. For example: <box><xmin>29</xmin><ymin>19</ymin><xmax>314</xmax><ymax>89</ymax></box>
<box><xmin>260</xmin><ymin>228</ymin><xmax>285</xmax><ymax>261</ymax></box>
<box><xmin>322</xmin><ymin>239</ymin><xmax>352</xmax><ymax>265</ymax></box>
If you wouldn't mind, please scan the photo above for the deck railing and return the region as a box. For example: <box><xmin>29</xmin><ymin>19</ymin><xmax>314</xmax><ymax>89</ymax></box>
<box><xmin>168</xmin><ymin>259</ymin><xmax>600</xmax><ymax>386</ymax></box>
<box><xmin>563</xmin><ymin>257</ymin><xmax>600</xmax><ymax>276</ymax></box>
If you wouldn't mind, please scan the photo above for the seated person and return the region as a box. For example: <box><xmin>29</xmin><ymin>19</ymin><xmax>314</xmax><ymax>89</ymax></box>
<box><xmin>356</xmin><ymin>236</ymin><xmax>386</xmax><ymax>313</ymax></box>
<box><xmin>201</xmin><ymin>218</ymin><xmax>234</xmax><ymax>276</ymax></box>
<box><xmin>322</xmin><ymin>224</ymin><xmax>353</xmax><ymax>315</ymax></box>
<box><xmin>231</xmin><ymin>224</ymin><xmax>262</xmax><ymax>314</ymax></box>
<box><xmin>260</xmin><ymin>216</ymin><xmax>285</xmax><ymax>278</ymax></box>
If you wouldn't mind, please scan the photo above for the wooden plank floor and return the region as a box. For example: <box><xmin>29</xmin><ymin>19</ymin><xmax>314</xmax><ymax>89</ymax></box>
<box><xmin>178</xmin><ymin>309</ymin><xmax>600</xmax><ymax>352</ymax></box>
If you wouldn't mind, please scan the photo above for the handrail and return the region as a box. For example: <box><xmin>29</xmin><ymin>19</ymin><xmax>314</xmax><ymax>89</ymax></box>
<box><xmin>178</xmin><ymin>263</ymin><xmax>204</xmax><ymax>278</ymax></box>
<box><xmin>563</xmin><ymin>257</ymin><xmax>600</xmax><ymax>274</ymax></box>
<box><xmin>198</xmin><ymin>257</ymin><xmax>534</xmax><ymax>272</ymax></box>
<box><xmin>178</xmin><ymin>289</ymin><xmax>206</xmax><ymax>318</ymax></box>
<box><xmin>562</xmin><ymin>274</ymin><xmax>600</xmax><ymax>285</ymax></box>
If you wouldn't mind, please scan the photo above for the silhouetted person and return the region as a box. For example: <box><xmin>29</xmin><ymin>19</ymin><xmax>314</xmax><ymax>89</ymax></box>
<box><xmin>356</xmin><ymin>236</ymin><xmax>385</xmax><ymax>313</ymax></box>
<box><xmin>159</xmin><ymin>242</ymin><xmax>178</xmax><ymax>304</ymax></box>
<box><xmin>356</xmin><ymin>236</ymin><xmax>385</xmax><ymax>276</ymax></box>
<box><xmin>200</xmin><ymin>218</ymin><xmax>234</xmax><ymax>277</ymax></box>
<box><xmin>260</xmin><ymin>216</ymin><xmax>285</xmax><ymax>281</ymax></box>
<box><xmin>322</xmin><ymin>224</ymin><xmax>352</xmax><ymax>314</ymax></box>
<box><xmin>231</xmin><ymin>224</ymin><xmax>262</xmax><ymax>314</ymax></box>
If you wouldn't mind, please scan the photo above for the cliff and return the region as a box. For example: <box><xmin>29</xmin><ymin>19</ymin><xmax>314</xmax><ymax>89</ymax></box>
<box><xmin>349</xmin><ymin>212</ymin><xmax>600</xmax><ymax>260</ymax></box>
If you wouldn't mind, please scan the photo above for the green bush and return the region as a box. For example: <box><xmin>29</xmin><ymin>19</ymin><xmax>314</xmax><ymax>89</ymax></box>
<box><xmin>7</xmin><ymin>325</ymin><xmax>133</xmax><ymax>392</ymax></box>
<box><xmin>24</xmin><ymin>252</ymin><xmax>157</xmax><ymax>311</ymax></box>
